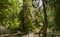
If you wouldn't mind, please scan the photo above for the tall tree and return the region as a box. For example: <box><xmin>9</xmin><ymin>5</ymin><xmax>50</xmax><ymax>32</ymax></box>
<box><xmin>39</xmin><ymin>0</ymin><xmax>48</xmax><ymax>37</ymax></box>
<box><xmin>20</xmin><ymin>0</ymin><xmax>33</xmax><ymax>33</ymax></box>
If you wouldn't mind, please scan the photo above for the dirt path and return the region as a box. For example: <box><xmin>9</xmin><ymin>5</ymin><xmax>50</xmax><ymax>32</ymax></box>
<box><xmin>0</xmin><ymin>27</ymin><xmax>15</xmax><ymax>35</ymax></box>
<box><xmin>0</xmin><ymin>27</ymin><xmax>39</xmax><ymax>37</ymax></box>
<box><xmin>21</xmin><ymin>33</ymin><xmax>39</xmax><ymax>37</ymax></box>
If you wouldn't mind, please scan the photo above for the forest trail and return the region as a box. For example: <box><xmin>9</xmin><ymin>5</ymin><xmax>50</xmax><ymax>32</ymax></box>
<box><xmin>0</xmin><ymin>27</ymin><xmax>14</xmax><ymax>35</ymax></box>
<box><xmin>21</xmin><ymin>33</ymin><xmax>39</xmax><ymax>37</ymax></box>
<box><xmin>0</xmin><ymin>27</ymin><xmax>39</xmax><ymax>37</ymax></box>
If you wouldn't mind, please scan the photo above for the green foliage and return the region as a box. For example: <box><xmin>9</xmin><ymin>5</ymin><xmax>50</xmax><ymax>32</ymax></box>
<box><xmin>0</xmin><ymin>0</ymin><xmax>20</xmax><ymax>30</ymax></box>
<box><xmin>0</xmin><ymin>0</ymin><xmax>60</xmax><ymax>35</ymax></box>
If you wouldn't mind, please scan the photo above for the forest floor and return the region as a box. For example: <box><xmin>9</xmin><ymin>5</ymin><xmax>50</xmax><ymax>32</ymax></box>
<box><xmin>21</xmin><ymin>33</ymin><xmax>39</xmax><ymax>37</ymax></box>
<box><xmin>0</xmin><ymin>27</ymin><xmax>60</xmax><ymax>37</ymax></box>
<box><xmin>0</xmin><ymin>27</ymin><xmax>39</xmax><ymax>37</ymax></box>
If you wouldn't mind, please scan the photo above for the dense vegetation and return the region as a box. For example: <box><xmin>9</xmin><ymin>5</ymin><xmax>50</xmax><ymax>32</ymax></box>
<box><xmin>0</xmin><ymin>0</ymin><xmax>60</xmax><ymax>37</ymax></box>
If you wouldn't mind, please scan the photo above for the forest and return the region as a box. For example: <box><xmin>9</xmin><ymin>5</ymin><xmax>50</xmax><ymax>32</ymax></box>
<box><xmin>0</xmin><ymin>0</ymin><xmax>60</xmax><ymax>37</ymax></box>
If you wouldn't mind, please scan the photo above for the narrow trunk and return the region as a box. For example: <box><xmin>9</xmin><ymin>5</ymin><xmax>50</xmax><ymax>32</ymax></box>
<box><xmin>20</xmin><ymin>0</ymin><xmax>27</xmax><ymax>33</ymax></box>
<box><xmin>39</xmin><ymin>0</ymin><xmax>47</xmax><ymax>37</ymax></box>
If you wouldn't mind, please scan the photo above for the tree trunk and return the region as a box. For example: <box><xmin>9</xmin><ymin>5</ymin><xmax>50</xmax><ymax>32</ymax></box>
<box><xmin>39</xmin><ymin>0</ymin><xmax>48</xmax><ymax>37</ymax></box>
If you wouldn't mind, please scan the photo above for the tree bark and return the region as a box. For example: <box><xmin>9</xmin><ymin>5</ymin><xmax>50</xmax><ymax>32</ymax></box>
<box><xmin>39</xmin><ymin>0</ymin><xmax>48</xmax><ymax>37</ymax></box>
